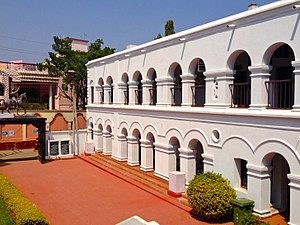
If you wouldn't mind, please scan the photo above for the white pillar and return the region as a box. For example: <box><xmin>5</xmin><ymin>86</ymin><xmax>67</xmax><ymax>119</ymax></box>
<box><xmin>128</xmin><ymin>81</ymin><xmax>137</xmax><ymax>105</ymax></box>
<box><xmin>114</xmin><ymin>134</ymin><xmax>128</xmax><ymax>161</ymax></box>
<box><xmin>140</xmin><ymin>139</ymin><xmax>154</xmax><ymax>171</ymax></box>
<box><xmin>249</xmin><ymin>65</ymin><xmax>271</xmax><ymax>110</ymax></box>
<box><xmin>118</xmin><ymin>83</ymin><xmax>127</xmax><ymax>105</ymax></box>
<box><xmin>142</xmin><ymin>80</ymin><xmax>152</xmax><ymax>105</ymax></box>
<box><xmin>102</xmin><ymin>131</ymin><xmax>112</xmax><ymax>155</ymax></box>
<box><xmin>156</xmin><ymin>77</ymin><xmax>174</xmax><ymax>106</ymax></box>
<box><xmin>287</xmin><ymin>174</ymin><xmax>300</xmax><ymax>225</ymax></box>
<box><xmin>127</xmin><ymin>136</ymin><xmax>139</xmax><ymax>166</ymax></box>
<box><xmin>292</xmin><ymin>61</ymin><xmax>300</xmax><ymax>111</ymax></box>
<box><xmin>180</xmin><ymin>74</ymin><xmax>195</xmax><ymax>107</ymax></box>
<box><xmin>154</xmin><ymin>142</ymin><xmax>176</xmax><ymax>180</ymax></box>
<box><xmin>179</xmin><ymin>148</ymin><xmax>195</xmax><ymax>184</ymax></box>
<box><xmin>103</xmin><ymin>84</ymin><xmax>110</xmax><ymax>104</ymax></box>
<box><xmin>247</xmin><ymin>164</ymin><xmax>272</xmax><ymax>217</ymax></box>
<box><xmin>94</xmin><ymin>129</ymin><xmax>103</xmax><ymax>152</ymax></box>
<box><xmin>204</xmin><ymin>69</ymin><xmax>234</xmax><ymax>108</ymax></box>
<box><xmin>49</xmin><ymin>84</ymin><xmax>53</xmax><ymax>110</ymax></box>
<box><xmin>94</xmin><ymin>85</ymin><xmax>101</xmax><ymax>104</ymax></box>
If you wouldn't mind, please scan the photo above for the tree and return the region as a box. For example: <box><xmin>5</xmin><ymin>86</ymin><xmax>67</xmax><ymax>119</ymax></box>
<box><xmin>165</xmin><ymin>20</ymin><xmax>175</xmax><ymax>36</ymax></box>
<box><xmin>38</xmin><ymin>36</ymin><xmax>115</xmax><ymax>109</ymax></box>
<box><xmin>154</xmin><ymin>19</ymin><xmax>175</xmax><ymax>39</ymax></box>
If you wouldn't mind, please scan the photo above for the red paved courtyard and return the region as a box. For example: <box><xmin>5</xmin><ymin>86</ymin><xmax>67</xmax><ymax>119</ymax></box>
<box><xmin>0</xmin><ymin>158</ymin><xmax>234</xmax><ymax>225</ymax></box>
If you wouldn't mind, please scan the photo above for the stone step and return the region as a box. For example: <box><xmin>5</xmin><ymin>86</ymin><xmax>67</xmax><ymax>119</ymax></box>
<box><xmin>89</xmin><ymin>153</ymin><xmax>169</xmax><ymax>195</ymax></box>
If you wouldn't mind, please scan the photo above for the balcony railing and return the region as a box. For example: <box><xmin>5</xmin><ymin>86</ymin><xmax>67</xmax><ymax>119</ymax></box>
<box><xmin>123</xmin><ymin>90</ymin><xmax>129</xmax><ymax>105</ymax></box>
<box><xmin>191</xmin><ymin>85</ymin><xmax>205</xmax><ymax>107</ymax></box>
<box><xmin>135</xmin><ymin>89</ymin><xmax>143</xmax><ymax>105</ymax></box>
<box><xmin>265</xmin><ymin>79</ymin><xmax>293</xmax><ymax>109</ymax></box>
<box><xmin>170</xmin><ymin>87</ymin><xmax>182</xmax><ymax>106</ymax></box>
<box><xmin>229</xmin><ymin>83</ymin><xmax>250</xmax><ymax>108</ymax></box>
<box><xmin>149</xmin><ymin>88</ymin><xmax>157</xmax><ymax>105</ymax></box>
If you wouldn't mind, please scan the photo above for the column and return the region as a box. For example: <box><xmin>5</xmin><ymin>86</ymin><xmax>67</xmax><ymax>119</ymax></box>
<box><xmin>154</xmin><ymin>142</ymin><xmax>176</xmax><ymax>180</ymax></box>
<box><xmin>249</xmin><ymin>65</ymin><xmax>271</xmax><ymax>110</ymax></box>
<box><xmin>180</xmin><ymin>74</ymin><xmax>195</xmax><ymax>107</ymax></box>
<box><xmin>114</xmin><ymin>134</ymin><xmax>128</xmax><ymax>161</ymax></box>
<box><xmin>287</xmin><ymin>174</ymin><xmax>300</xmax><ymax>225</ymax></box>
<box><xmin>49</xmin><ymin>84</ymin><xmax>53</xmax><ymax>110</ymax></box>
<box><xmin>128</xmin><ymin>81</ymin><xmax>137</xmax><ymax>105</ymax></box>
<box><xmin>102</xmin><ymin>131</ymin><xmax>112</xmax><ymax>155</ymax></box>
<box><xmin>127</xmin><ymin>136</ymin><xmax>139</xmax><ymax>166</ymax></box>
<box><xmin>247</xmin><ymin>164</ymin><xmax>272</xmax><ymax>217</ymax></box>
<box><xmin>94</xmin><ymin>128</ymin><xmax>103</xmax><ymax>152</ymax></box>
<box><xmin>140</xmin><ymin>139</ymin><xmax>154</xmax><ymax>171</ymax></box>
<box><xmin>103</xmin><ymin>84</ymin><xmax>110</xmax><ymax>104</ymax></box>
<box><xmin>202</xmin><ymin>153</ymin><xmax>214</xmax><ymax>172</ymax></box>
<box><xmin>292</xmin><ymin>61</ymin><xmax>300</xmax><ymax>111</ymax></box>
<box><xmin>118</xmin><ymin>83</ymin><xmax>127</xmax><ymax>105</ymax></box>
<box><xmin>142</xmin><ymin>80</ymin><xmax>152</xmax><ymax>105</ymax></box>
<box><xmin>179</xmin><ymin>148</ymin><xmax>195</xmax><ymax>184</ymax></box>
<box><xmin>94</xmin><ymin>85</ymin><xmax>101</xmax><ymax>104</ymax></box>
<box><xmin>156</xmin><ymin>77</ymin><xmax>174</xmax><ymax>106</ymax></box>
<box><xmin>204</xmin><ymin>69</ymin><xmax>234</xmax><ymax>108</ymax></box>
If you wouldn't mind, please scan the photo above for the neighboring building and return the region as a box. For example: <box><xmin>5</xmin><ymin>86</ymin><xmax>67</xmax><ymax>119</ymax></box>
<box><xmin>64</xmin><ymin>37</ymin><xmax>89</xmax><ymax>52</ymax></box>
<box><xmin>86</xmin><ymin>1</ymin><xmax>300</xmax><ymax>224</ymax></box>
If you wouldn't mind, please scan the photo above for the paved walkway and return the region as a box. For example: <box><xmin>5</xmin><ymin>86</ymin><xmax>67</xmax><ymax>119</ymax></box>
<box><xmin>0</xmin><ymin>158</ymin><xmax>233</xmax><ymax>225</ymax></box>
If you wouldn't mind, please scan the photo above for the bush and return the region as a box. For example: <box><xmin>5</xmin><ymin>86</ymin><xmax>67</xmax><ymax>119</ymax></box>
<box><xmin>240</xmin><ymin>212</ymin><xmax>270</xmax><ymax>225</ymax></box>
<box><xmin>0</xmin><ymin>173</ymin><xmax>49</xmax><ymax>225</ymax></box>
<box><xmin>187</xmin><ymin>172</ymin><xmax>236</xmax><ymax>220</ymax></box>
<box><xmin>0</xmin><ymin>196</ymin><xmax>15</xmax><ymax>225</ymax></box>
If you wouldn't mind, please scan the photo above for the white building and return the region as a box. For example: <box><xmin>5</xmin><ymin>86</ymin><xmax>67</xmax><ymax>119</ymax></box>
<box><xmin>86</xmin><ymin>1</ymin><xmax>300</xmax><ymax>224</ymax></box>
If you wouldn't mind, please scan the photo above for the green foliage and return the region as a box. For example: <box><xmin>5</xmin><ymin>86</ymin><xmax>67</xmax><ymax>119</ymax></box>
<box><xmin>38</xmin><ymin>36</ymin><xmax>115</xmax><ymax>109</ymax></box>
<box><xmin>240</xmin><ymin>212</ymin><xmax>270</xmax><ymax>225</ymax></box>
<box><xmin>0</xmin><ymin>196</ymin><xmax>15</xmax><ymax>225</ymax></box>
<box><xmin>187</xmin><ymin>172</ymin><xmax>236</xmax><ymax>220</ymax></box>
<box><xmin>0</xmin><ymin>173</ymin><xmax>49</xmax><ymax>225</ymax></box>
<box><xmin>154</xmin><ymin>34</ymin><xmax>162</xmax><ymax>40</ymax></box>
<box><xmin>165</xmin><ymin>20</ymin><xmax>175</xmax><ymax>36</ymax></box>
<box><xmin>23</xmin><ymin>102</ymin><xmax>48</xmax><ymax>110</ymax></box>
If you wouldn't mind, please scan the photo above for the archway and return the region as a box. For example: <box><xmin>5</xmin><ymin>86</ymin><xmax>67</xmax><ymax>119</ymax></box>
<box><xmin>169</xmin><ymin>137</ymin><xmax>181</xmax><ymax>171</ymax></box>
<box><xmin>188</xmin><ymin>139</ymin><xmax>204</xmax><ymax>174</ymax></box>
<box><xmin>147</xmin><ymin>69</ymin><xmax>157</xmax><ymax>105</ymax></box>
<box><xmin>106</xmin><ymin>76</ymin><xmax>114</xmax><ymax>104</ymax></box>
<box><xmin>267</xmin><ymin>44</ymin><xmax>295</xmax><ymax>109</ymax></box>
<box><xmin>121</xmin><ymin>73</ymin><xmax>129</xmax><ymax>105</ymax></box>
<box><xmin>190</xmin><ymin>59</ymin><xmax>206</xmax><ymax>107</ymax></box>
<box><xmin>146</xmin><ymin>132</ymin><xmax>156</xmax><ymax>170</ymax></box>
<box><xmin>133</xmin><ymin>72</ymin><xmax>143</xmax><ymax>105</ymax></box>
<box><xmin>133</xmin><ymin>129</ymin><xmax>142</xmax><ymax>165</ymax></box>
<box><xmin>231</xmin><ymin>51</ymin><xmax>251</xmax><ymax>108</ymax></box>
<box><xmin>170</xmin><ymin>64</ymin><xmax>182</xmax><ymax>106</ymax></box>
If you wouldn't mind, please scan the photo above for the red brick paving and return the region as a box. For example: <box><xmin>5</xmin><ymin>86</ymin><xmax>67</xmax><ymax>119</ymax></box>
<box><xmin>0</xmin><ymin>158</ymin><xmax>233</xmax><ymax>225</ymax></box>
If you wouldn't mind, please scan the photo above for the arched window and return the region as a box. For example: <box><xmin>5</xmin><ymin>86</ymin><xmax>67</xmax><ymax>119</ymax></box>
<box><xmin>171</xmin><ymin>64</ymin><xmax>182</xmax><ymax>106</ymax></box>
<box><xmin>191</xmin><ymin>59</ymin><xmax>206</xmax><ymax>107</ymax></box>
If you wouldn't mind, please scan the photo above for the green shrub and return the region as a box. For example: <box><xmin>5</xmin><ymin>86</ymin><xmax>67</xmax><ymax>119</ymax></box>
<box><xmin>187</xmin><ymin>172</ymin><xmax>236</xmax><ymax>220</ymax></box>
<box><xmin>0</xmin><ymin>173</ymin><xmax>49</xmax><ymax>225</ymax></box>
<box><xmin>240</xmin><ymin>212</ymin><xmax>270</xmax><ymax>225</ymax></box>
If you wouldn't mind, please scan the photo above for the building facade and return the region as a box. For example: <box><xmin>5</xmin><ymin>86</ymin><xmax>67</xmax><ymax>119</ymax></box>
<box><xmin>86</xmin><ymin>1</ymin><xmax>300</xmax><ymax>224</ymax></box>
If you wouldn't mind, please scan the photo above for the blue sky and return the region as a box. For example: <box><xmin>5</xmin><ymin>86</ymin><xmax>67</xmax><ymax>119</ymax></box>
<box><xmin>0</xmin><ymin>0</ymin><xmax>276</xmax><ymax>63</ymax></box>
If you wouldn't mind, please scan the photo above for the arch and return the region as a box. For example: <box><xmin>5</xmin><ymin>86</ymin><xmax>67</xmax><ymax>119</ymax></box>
<box><xmin>132</xmin><ymin>71</ymin><xmax>143</xmax><ymax>105</ymax></box>
<box><xmin>98</xmin><ymin>78</ymin><xmax>104</xmax><ymax>86</ymax></box>
<box><xmin>121</xmin><ymin>127</ymin><xmax>128</xmax><ymax>136</ymax></box>
<box><xmin>227</xmin><ymin>49</ymin><xmax>249</xmax><ymax>70</ymax></box>
<box><xmin>86</xmin><ymin>116</ymin><xmax>95</xmax><ymax>126</ymax></box>
<box><xmin>143</xmin><ymin>124</ymin><xmax>159</xmax><ymax>141</ymax></box>
<box><xmin>168</xmin><ymin>63</ymin><xmax>182</xmax><ymax>106</ymax></box>
<box><xmin>104</xmin><ymin>119</ymin><xmax>114</xmax><ymax>134</ymax></box>
<box><xmin>147</xmin><ymin>68</ymin><xmax>157</xmax><ymax>105</ymax></box>
<box><xmin>169</xmin><ymin>136</ymin><xmax>181</xmax><ymax>172</ymax></box>
<box><xmin>223</xmin><ymin>135</ymin><xmax>255</xmax><ymax>155</ymax></box>
<box><xmin>106</xmin><ymin>76</ymin><xmax>113</xmax><ymax>85</ymax></box>
<box><xmin>95</xmin><ymin>117</ymin><xmax>104</xmax><ymax>128</ymax></box>
<box><xmin>121</xmin><ymin>73</ymin><xmax>129</xmax><ymax>83</ymax></box>
<box><xmin>165</xmin><ymin>127</ymin><xmax>184</xmax><ymax>144</ymax></box>
<box><xmin>188</xmin><ymin>138</ymin><xmax>204</xmax><ymax>174</ymax></box>
<box><xmin>263</xmin><ymin>42</ymin><xmax>293</xmax><ymax>65</ymax></box>
<box><xmin>77</xmin><ymin>113</ymin><xmax>86</xmax><ymax>129</ymax></box>
<box><xmin>183</xmin><ymin>129</ymin><xmax>209</xmax><ymax>149</ymax></box>
<box><xmin>119</xmin><ymin>120</ymin><xmax>130</xmax><ymax>133</ymax></box>
<box><xmin>132</xmin><ymin>71</ymin><xmax>143</xmax><ymax>82</ymax></box>
<box><xmin>106</xmin><ymin>124</ymin><xmax>112</xmax><ymax>133</ymax></box>
<box><xmin>256</xmin><ymin>139</ymin><xmax>299</xmax><ymax>173</ymax></box>
<box><xmin>129</xmin><ymin>121</ymin><xmax>143</xmax><ymax>137</ymax></box>
<box><xmin>188</xmin><ymin>58</ymin><xmax>206</xmax><ymax>107</ymax></box>
<box><xmin>50</xmin><ymin>113</ymin><xmax>68</xmax><ymax>131</ymax></box>
<box><xmin>98</xmin><ymin>123</ymin><xmax>103</xmax><ymax>131</ymax></box>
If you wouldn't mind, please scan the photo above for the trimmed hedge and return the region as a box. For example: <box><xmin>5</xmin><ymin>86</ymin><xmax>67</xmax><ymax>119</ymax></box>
<box><xmin>187</xmin><ymin>172</ymin><xmax>236</xmax><ymax>220</ymax></box>
<box><xmin>0</xmin><ymin>173</ymin><xmax>49</xmax><ymax>225</ymax></box>
<box><xmin>0</xmin><ymin>196</ymin><xmax>15</xmax><ymax>225</ymax></box>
